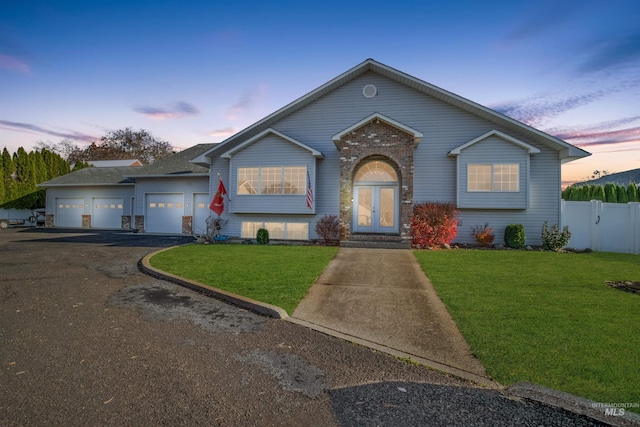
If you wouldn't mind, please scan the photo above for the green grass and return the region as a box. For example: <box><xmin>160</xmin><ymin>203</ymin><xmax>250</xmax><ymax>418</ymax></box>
<box><xmin>413</xmin><ymin>250</ymin><xmax>640</xmax><ymax>410</ymax></box>
<box><xmin>149</xmin><ymin>244</ymin><xmax>338</xmax><ymax>315</ymax></box>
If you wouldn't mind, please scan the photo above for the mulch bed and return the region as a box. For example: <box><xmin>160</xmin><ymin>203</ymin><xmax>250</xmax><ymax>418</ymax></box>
<box><xmin>606</xmin><ymin>281</ymin><xmax>640</xmax><ymax>295</ymax></box>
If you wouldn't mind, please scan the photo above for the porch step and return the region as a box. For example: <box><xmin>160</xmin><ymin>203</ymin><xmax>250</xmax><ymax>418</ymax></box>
<box><xmin>341</xmin><ymin>234</ymin><xmax>411</xmax><ymax>249</ymax></box>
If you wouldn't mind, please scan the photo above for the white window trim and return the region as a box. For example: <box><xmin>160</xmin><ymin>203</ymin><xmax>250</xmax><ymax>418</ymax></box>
<box><xmin>467</xmin><ymin>163</ymin><xmax>520</xmax><ymax>193</ymax></box>
<box><xmin>237</xmin><ymin>166</ymin><xmax>307</xmax><ymax>196</ymax></box>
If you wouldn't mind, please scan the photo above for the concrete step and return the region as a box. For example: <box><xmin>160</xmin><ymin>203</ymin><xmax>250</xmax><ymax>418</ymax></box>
<box><xmin>341</xmin><ymin>238</ymin><xmax>411</xmax><ymax>249</ymax></box>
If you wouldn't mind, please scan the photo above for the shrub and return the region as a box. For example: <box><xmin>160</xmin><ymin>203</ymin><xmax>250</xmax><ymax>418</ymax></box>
<box><xmin>315</xmin><ymin>214</ymin><xmax>340</xmax><ymax>244</ymax></box>
<box><xmin>627</xmin><ymin>182</ymin><xmax>638</xmax><ymax>202</ymax></box>
<box><xmin>541</xmin><ymin>221</ymin><xmax>571</xmax><ymax>251</ymax></box>
<box><xmin>410</xmin><ymin>201</ymin><xmax>459</xmax><ymax>248</ymax></box>
<box><xmin>471</xmin><ymin>223</ymin><xmax>495</xmax><ymax>247</ymax></box>
<box><xmin>256</xmin><ymin>228</ymin><xmax>269</xmax><ymax>244</ymax></box>
<box><xmin>504</xmin><ymin>224</ymin><xmax>526</xmax><ymax>249</ymax></box>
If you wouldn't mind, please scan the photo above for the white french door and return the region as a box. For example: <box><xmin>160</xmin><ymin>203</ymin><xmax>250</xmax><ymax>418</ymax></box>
<box><xmin>353</xmin><ymin>185</ymin><xmax>398</xmax><ymax>233</ymax></box>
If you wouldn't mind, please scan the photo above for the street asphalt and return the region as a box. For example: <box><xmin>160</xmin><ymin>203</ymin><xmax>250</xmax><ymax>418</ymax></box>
<box><xmin>0</xmin><ymin>228</ymin><xmax>634</xmax><ymax>426</ymax></box>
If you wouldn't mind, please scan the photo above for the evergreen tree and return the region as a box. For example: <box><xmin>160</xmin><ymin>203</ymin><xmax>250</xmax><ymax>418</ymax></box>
<box><xmin>0</xmin><ymin>156</ymin><xmax>4</xmax><ymax>204</ymax></box>
<box><xmin>616</xmin><ymin>184</ymin><xmax>628</xmax><ymax>203</ymax></box>
<box><xmin>628</xmin><ymin>182</ymin><xmax>638</xmax><ymax>202</ymax></box>
<box><xmin>13</xmin><ymin>147</ymin><xmax>38</xmax><ymax>208</ymax></box>
<box><xmin>604</xmin><ymin>183</ymin><xmax>617</xmax><ymax>203</ymax></box>
<box><xmin>2</xmin><ymin>148</ymin><xmax>15</xmax><ymax>205</ymax></box>
<box><xmin>591</xmin><ymin>185</ymin><xmax>606</xmax><ymax>201</ymax></box>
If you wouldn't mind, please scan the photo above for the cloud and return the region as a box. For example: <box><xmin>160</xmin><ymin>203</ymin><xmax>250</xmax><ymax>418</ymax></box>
<box><xmin>502</xmin><ymin>0</ymin><xmax>579</xmax><ymax>44</ymax></box>
<box><xmin>0</xmin><ymin>119</ymin><xmax>96</xmax><ymax>142</ymax></box>
<box><xmin>225</xmin><ymin>84</ymin><xmax>267</xmax><ymax>121</ymax></box>
<box><xmin>577</xmin><ymin>30</ymin><xmax>640</xmax><ymax>74</ymax></box>
<box><xmin>545</xmin><ymin>116</ymin><xmax>640</xmax><ymax>148</ymax></box>
<box><xmin>0</xmin><ymin>54</ymin><xmax>30</xmax><ymax>74</ymax></box>
<box><xmin>209</xmin><ymin>127</ymin><xmax>236</xmax><ymax>138</ymax></box>
<box><xmin>133</xmin><ymin>102</ymin><xmax>199</xmax><ymax>120</ymax></box>
<box><xmin>556</xmin><ymin>126</ymin><xmax>640</xmax><ymax>148</ymax></box>
<box><xmin>492</xmin><ymin>90</ymin><xmax>609</xmax><ymax>127</ymax></box>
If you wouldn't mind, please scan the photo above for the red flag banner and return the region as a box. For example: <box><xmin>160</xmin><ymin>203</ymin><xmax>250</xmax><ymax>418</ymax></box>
<box><xmin>210</xmin><ymin>176</ymin><xmax>227</xmax><ymax>216</ymax></box>
<box><xmin>306</xmin><ymin>171</ymin><xmax>313</xmax><ymax>210</ymax></box>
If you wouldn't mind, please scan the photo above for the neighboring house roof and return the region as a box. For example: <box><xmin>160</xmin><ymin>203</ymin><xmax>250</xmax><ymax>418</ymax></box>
<box><xmin>448</xmin><ymin>130</ymin><xmax>541</xmax><ymax>156</ymax></box>
<box><xmin>87</xmin><ymin>159</ymin><xmax>143</xmax><ymax>167</ymax></box>
<box><xmin>38</xmin><ymin>166</ymin><xmax>137</xmax><ymax>187</ymax></box>
<box><xmin>221</xmin><ymin>128</ymin><xmax>325</xmax><ymax>159</ymax></box>
<box><xmin>191</xmin><ymin>58</ymin><xmax>590</xmax><ymax>166</ymax></box>
<box><xmin>126</xmin><ymin>144</ymin><xmax>216</xmax><ymax>178</ymax></box>
<box><xmin>38</xmin><ymin>144</ymin><xmax>216</xmax><ymax>187</ymax></box>
<box><xmin>576</xmin><ymin>167</ymin><xmax>640</xmax><ymax>186</ymax></box>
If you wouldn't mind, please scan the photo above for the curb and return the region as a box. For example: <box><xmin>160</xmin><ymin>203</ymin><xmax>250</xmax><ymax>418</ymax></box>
<box><xmin>140</xmin><ymin>247</ymin><xmax>289</xmax><ymax>319</ymax></box>
<box><xmin>507</xmin><ymin>383</ymin><xmax>640</xmax><ymax>427</ymax></box>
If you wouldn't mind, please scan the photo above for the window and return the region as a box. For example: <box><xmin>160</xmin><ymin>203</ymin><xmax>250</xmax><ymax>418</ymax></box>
<box><xmin>237</xmin><ymin>166</ymin><xmax>306</xmax><ymax>195</ymax></box>
<box><xmin>241</xmin><ymin>221</ymin><xmax>309</xmax><ymax>240</ymax></box>
<box><xmin>468</xmin><ymin>163</ymin><xmax>519</xmax><ymax>192</ymax></box>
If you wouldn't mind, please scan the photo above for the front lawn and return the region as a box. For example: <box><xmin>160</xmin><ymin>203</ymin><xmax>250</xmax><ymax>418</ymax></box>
<box><xmin>414</xmin><ymin>250</ymin><xmax>640</xmax><ymax>411</ymax></box>
<box><xmin>149</xmin><ymin>244</ymin><xmax>338</xmax><ymax>315</ymax></box>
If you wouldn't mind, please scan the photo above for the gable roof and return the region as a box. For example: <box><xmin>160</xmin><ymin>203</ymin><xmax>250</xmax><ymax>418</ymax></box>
<box><xmin>191</xmin><ymin>58</ymin><xmax>590</xmax><ymax>166</ymax></box>
<box><xmin>126</xmin><ymin>144</ymin><xmax>215</xmax><ymax>177</ymax></box>
<box><xmin>221</xmin><ymin>128</ymin><xmax>324</xmax><ymax>159</ymax></box>
<box><xmin>332</xmin><ymin>112</ymin><xmax>424</xmax><ymax>147</ymax></box>
<box><xmin>38</xmin><ymin>166</ymin><xmax>137</xmax><ymax>187</ymax></box>
<box><xmin>448</xmin><ymin>130</ymin><xmax>541</xmax><ymax>156</ymax></box>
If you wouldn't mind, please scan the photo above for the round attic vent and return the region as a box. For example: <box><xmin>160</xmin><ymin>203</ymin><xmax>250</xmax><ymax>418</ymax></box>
<box><xmin>362</xmin><ymin>84</ymin><xmax>377</xmax><ymax>98</ymax></box>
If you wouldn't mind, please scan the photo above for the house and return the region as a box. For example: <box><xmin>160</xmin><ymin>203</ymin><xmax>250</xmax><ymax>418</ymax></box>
<box><xmin>39</xmin><ymin>59</ymin><xmax>590</xmax><ymax>246</ymax></box>
<box><xmin>191</xmin><ymin>59</ymin><xmax>590</xmax><ymax>246</ymax></box>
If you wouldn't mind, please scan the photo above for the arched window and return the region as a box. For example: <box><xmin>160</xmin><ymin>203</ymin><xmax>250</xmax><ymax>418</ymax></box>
<box><xmin>355</xmin><ymin>160</ymin><xmax>398</xmax><ymax>182</ymax></box>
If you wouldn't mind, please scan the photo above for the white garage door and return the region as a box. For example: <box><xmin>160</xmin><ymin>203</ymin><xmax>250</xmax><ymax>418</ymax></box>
<box><xmin>55</xmin><ymin>198</ymin><xmax>84</xmax><ymax>228</ymax></box>
<box><xmin>193</xmin><ymin>193</ymin><xmax>210</xmax><ymax>235</ymax></box>
<box><xmin>145</xmin><ymin>193</ymin><xmax>183</xmax><ymax>233</ymax></box>
<box><xmin>92</xmin><ymin>198</ymin><xmax>123</xmax><ymax>229</ymax></box>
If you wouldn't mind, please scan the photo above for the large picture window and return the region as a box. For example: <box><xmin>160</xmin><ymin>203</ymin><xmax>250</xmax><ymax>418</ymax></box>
<box><xmin>241</xmin><ymin>221</ymin><xmax>309</xmax><ymax>240</ymax></box>
<box><xmin>468</xmin><ymin>164</ymin><xmax>519</xmax><ymax>192</ymax></box>
<box><xmin>237</xmin><ymin>166</ymin><xmax>306</xmax><ymax>195</ymax></box>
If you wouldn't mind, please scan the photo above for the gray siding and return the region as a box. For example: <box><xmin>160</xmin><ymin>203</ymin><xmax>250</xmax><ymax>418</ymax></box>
<box><xmin>207</xmin><ymin>70</ymin><xmax>564</xmax><ymax>243</ymax></box>
<box><xmin>227</xmin><ymin>134</ymin><xmax>319</xmax><ymax>214</ymax></box>
<box><xmin>133</xmin><ymin>177</ymin><xmax>209</xmax><ymax>218</ymax></box>
<box><xmin>456</xmin><ymin>136</ymin><xmax>529</xmax><ymax>209</ymax></box>
<box><xmin>46</xmin><ymin>186</ymin><xmax>134</xmax><ymax>218</ymax></box>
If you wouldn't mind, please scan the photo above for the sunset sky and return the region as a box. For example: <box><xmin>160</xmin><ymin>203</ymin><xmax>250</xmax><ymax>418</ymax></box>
<box><xmin>1</xmin><ymin>0</ymin><xmax>638</xmax><ymax>186</ymax></box>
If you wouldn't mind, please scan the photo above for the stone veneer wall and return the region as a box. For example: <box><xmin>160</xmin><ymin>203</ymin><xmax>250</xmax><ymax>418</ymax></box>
<box><xmin>121</xmin><ymin>215</ymin><xmax>131</xmax><ymax>230</ymax></box>
<box><xmin>134</xmin><ymin>215</ymin><xmax>145</xmax><ymax>232</ymax></box>
<box><xmin>81</xmin><ymin>215</ymin><xmax>91</xmax><ymax>229</ymax></box>
<box><xmin>182</xmin><ymin>216</ymin><xmax>193</xmax><ymax>234</ymax></box>
<box><xmin>335</xmin><ymin>120</ymin><xmax>415</xmax><ymax>242</ymax></box>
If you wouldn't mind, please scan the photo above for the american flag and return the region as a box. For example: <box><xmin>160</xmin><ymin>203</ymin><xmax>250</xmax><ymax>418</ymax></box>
<box><xmin>306</xmin><ymin>171</ymin><xmax>313</xmax><ymax>210</ymax></box>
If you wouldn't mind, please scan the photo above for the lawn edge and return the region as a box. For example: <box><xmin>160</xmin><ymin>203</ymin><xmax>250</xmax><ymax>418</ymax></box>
<box><xmin>140</xmin><ymin>246</ymin><xmax>289</xmax><ymax>319</ymax></box>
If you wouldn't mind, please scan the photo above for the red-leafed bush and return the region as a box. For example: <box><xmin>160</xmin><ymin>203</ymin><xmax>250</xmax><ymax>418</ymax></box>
<box><xmin>471</xmin><ymin>223</ymin><xmax>495</xmax><ymax>247</ymax></box>
<box><xmin>410</xmin><ymin>202</ymin><xmax>459</xmax><ymax>248</ymax></box>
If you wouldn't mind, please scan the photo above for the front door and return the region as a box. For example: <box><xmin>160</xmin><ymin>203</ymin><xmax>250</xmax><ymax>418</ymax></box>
<box><xmin>353</xmin><ymin>185</ymin><xmax>398</xmax><ymax>233</ymax></box>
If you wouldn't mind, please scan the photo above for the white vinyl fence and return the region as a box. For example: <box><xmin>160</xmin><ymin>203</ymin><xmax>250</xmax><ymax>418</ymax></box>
<box><xmin>561</xmin><ymin>200</ymin><xmax>640</xmax><ymax>254</ymax></box>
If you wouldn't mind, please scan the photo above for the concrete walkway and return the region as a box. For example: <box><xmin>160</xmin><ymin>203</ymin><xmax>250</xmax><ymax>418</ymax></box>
<box><xmin>290</xmin><ymin>248</ymin><xmax>493</xmax><ymax>385</ymax></box>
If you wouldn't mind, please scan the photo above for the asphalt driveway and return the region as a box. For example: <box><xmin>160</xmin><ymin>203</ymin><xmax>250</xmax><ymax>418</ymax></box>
<box><xmin>0</xmin><ymin>228</ymin><xmax>616</xmax><ymax>426</ymax></box>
